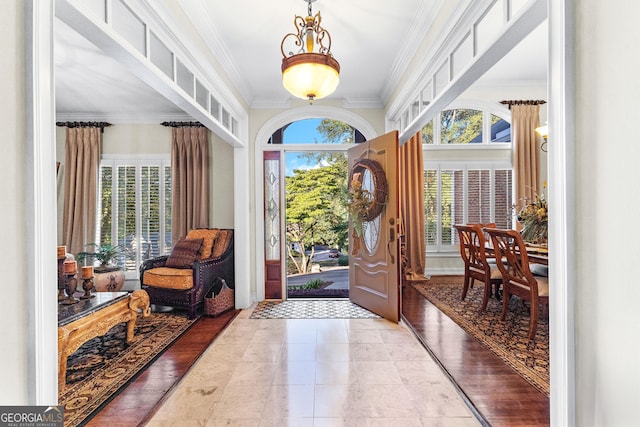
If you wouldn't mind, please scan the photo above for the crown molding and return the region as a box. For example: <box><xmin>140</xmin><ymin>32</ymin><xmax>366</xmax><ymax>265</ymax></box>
<box><xmin>250</xmin><ymin>98</ymin><xmax>292</xmax><ymax>110</ymax></box>
<box><xmin>341</xmin><ymin>97</ymin><xmax>384</xmax><ymax>109</ymax></box>
<box><xmin>249</xmin><ymin>96</ymin><xmax>384</xmax><ymax>111</ymax></box>
<box><xmin>385</xmin><ymin>0</ymin><xmax>479</xmax><ymax>119</ymax></box>
<box><xmin>174</xmin><ymin>0</ymin><xmax>254</xmax><ymax>106</ymax></box>
<box><xmin>380</xmin><ymin>0</ymin><xmax>446</xmax><ymax>103</ymax></box>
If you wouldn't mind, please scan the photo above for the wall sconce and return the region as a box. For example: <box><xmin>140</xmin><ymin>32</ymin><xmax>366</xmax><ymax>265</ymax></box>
<box><xmin>535</xmin><ymin>123</ymin><xmax>548</xmax><ymax>152</ymax></box>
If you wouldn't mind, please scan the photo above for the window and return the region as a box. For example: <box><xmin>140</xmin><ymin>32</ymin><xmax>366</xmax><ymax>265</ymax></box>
<box><xmin>424</xmin><ymin>163</ymin><xmax>513</xmax><ymax>249</ymax></box>
<box><xmin>98</xmin><ymin>157</ymin><xmax>172</xmax><ymax>279</ymax></box>
<box><xmin>441</xmin><ymin>109</ymin><xmax>483</xmax><ymax>144</ymax></box>
<box><xmin>270</xmin><ymin>118</ymin><xmax>365</xmax><ymax>144</ymax></box>
<box><xmin>418</xmin><ymin>104</ymin><xmax>513</xmax><ymax>250</ymax></box>
<box><xmin>421</xmin><ymin>108</ymin><xmax>511</xmax><ymax>144</ymax></box>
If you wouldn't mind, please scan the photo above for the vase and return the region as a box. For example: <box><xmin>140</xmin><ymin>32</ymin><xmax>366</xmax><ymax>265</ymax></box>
<box><xmin>93</xmin><ymin>265</ymin><xmax>125</xmax><ymax>292</ymax></box>
<box><xmin>520</xmin><ymin>221</ymin><xmax>548</xmax><ymax>245</ymax></box>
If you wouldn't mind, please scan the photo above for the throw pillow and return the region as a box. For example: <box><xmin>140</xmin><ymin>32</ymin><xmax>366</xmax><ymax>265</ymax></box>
<box><xmin>185</xmin><ymin>229</ymin><xmax>219</xmax><ymax>259</ymax></box>
<box><xmin>165</xmin><ymin>238</ymin><xmax>204</xmax><ymax>268</ymax></box>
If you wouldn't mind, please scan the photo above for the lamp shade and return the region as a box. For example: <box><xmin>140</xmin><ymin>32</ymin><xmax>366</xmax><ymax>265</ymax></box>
<box><xmin>535</xmin><ymin>124</ymin><xmax>549</xmax><ymax>139</ymax></box>
<box><xmin>282</xmin><ymin>53</ymin><xmax>340</xmax><ymax>101</ymax></box>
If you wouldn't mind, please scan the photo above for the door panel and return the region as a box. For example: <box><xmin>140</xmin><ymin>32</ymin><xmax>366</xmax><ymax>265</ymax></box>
<box><xmin>263</xmin><ymin>151</ymin><xmax>282</xmax><ymax>299</ymax></box>
<box><xmin>348</xmin><ymin>131</ymin><xmax>400</xmax><ymax>322</ymax></box>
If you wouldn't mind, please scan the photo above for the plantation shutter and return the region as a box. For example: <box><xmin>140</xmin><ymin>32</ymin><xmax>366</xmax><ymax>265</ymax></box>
<box><xmin>468</xmin><ymin>169</ymin><xmax>491</xmax><ymax>225</ymax></box>
<box><xmin>424</xmin><ymin>164</ymin><xmax>513</xmax><ymax>249</ymax></box>
<box><xmin>117</xmin><ymin>165</ymin><xmax>137</xmax><ymax>272</ymax></box>
<box><xmin>97</xmin><ymin>158</ymin><xmax>172</xmax><ymax>279</ymax></box>
<box><xmin>98</xmin><ymin>165</ymin><xmax>113</xmax><ymax>246</ymax></box>
<box><xmin>424</xmin><ymin>169</ymin><xmax>437</xmax><ymax>245</ymax></box>
<box><xmin>494</xmin><ymin>169</ymin><xmax>514</xmax><ymax>229</ymax></box>
<box><xmin>164</xmin><ymin>164</ymin><xmax>173</xmax><ymax>252</ymax></box>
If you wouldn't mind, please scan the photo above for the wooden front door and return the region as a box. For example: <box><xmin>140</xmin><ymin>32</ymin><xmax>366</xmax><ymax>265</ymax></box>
<box><xmin>348</xmin><ymin>131</ymin><xmax>400</xmax><ymax>322</ymax></box>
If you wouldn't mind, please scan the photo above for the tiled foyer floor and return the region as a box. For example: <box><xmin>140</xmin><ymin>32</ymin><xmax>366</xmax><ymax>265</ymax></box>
<box><xmin>146</xmin><ymin>307</ymin><xmax>480</xmax><ymax>427</ymax></box>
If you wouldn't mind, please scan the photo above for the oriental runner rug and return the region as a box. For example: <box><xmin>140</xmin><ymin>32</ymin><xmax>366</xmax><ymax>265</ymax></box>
<box><xmin>59</xmin><ymin>312</ymin><xmax>197</xmax><ymax>427</ymax></box>
<box><xmin>411</xmin><ymin>277</ymin><xmax>549</xmax><ymax>396</ymax></box>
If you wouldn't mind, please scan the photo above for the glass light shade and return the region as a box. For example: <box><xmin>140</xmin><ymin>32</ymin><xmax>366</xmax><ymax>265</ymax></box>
<box><xmin>282</xmin><ymin>53</ymin><xmax>340</xmax><ymax>101</ymax></box>
<box><xmin>535</xmin><ymin>124</ymin><xmax>549</xmax><ymax>139</ymax></box>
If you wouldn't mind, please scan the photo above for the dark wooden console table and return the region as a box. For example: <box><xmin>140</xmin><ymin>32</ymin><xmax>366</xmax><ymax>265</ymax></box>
<box><xmin>57</xmin><ymin>290</ymin><xmax>150</xmax><ymax>392</ymax></box>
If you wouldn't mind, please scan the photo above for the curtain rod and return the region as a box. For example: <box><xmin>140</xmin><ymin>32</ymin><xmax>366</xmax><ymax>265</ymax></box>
<box><xmin>160</xmin><ymin>121</ymin><xmax>205</xmax><ymax>128</ymax></box>
<box><xmin>56</xmin><ymin>121</ymin><xmax>112</xmax><ymax>132</ymax></box>
<box><xmin>499</xmin><ymin>100</ymin><xmax>547</xmax><ymax>109</ymax></box>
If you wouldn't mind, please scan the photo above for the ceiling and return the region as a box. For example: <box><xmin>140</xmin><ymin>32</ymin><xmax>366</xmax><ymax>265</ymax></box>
<box><xmin>54</xmin><ymin>0</ymin><xmax>547</xmax><ymax>122</ymax></box>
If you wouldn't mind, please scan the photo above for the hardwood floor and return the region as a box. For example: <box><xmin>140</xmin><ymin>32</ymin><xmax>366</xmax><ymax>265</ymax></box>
<box><xmin>402</xmin><ymin>281</ymin><xmax>550</xmax><ymax>427</ymax></box>
<box><xmin>85</xmin><ymin>309</ymin><xmax>239</xmax><ymax>427</ymax></box>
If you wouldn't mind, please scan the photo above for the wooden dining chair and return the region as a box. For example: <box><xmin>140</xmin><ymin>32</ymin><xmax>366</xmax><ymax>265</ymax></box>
<box><xmin>453</xmin><ymin>224</ymin><xmax>502</xmax><ymax>311</ymax></box>
<box><xmin>484</xmin><ymin>227</ymin><xmax>549</xmax><ymax>340</ymax></box>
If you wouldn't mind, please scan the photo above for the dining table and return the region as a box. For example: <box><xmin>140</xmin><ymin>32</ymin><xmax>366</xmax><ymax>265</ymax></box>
<box><xmin>484</xmin><ymin>242</ymin><xmax>548</xmax><ymax>266</ymax></box>
<box><xmin>522</xmin><ymin>244</ymin><xmax>549</xmax><ymax>266</ymax></box>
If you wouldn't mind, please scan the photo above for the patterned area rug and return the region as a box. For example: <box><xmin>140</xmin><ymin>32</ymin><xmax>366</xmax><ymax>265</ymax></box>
<box><xmin>250</xmin><ymin>299</ymin><xmax>380</xmax><ymax>319</ymax></box>
<box><xmin>411</xmin><ymin>278</ymin><xmax>549</xmax><ymax>396</ymax></box>
<box><xmin>59</xmin><ymin>312</ymin><xmax>197</xmax><ymax>427</ymax></box>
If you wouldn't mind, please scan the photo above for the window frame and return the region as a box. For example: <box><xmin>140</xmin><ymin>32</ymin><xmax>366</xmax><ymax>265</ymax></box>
<box><xmin>421</xmin><ymin>101</ymin><xmax>512</xmax><ymax>146</ymax></box>
<box><xmin>98</xmin><ymin>154</ymin><xmax>172</xmax><ymax>280</ymax></box>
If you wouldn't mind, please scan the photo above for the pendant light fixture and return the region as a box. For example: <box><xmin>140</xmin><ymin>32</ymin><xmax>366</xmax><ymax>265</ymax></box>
<box><xmin>280</xmin><ymin>0</ymin><xmax>340</xmax><ymax>103</ymax></box>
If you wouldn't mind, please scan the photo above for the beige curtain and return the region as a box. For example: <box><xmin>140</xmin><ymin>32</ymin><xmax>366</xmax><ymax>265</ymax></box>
<box><xmin>399</xmin><ymin>131</ymin><xmax>426</xmax><ymax>281</ymax></box>
<box><xmin>63</xmin><ymin>126</ymin><xmax>102</xmax><ymax>255</ymax></box>
<box><xmin>171</xmin><ymin>126</ymin><xmax>209</xmax><ymax>242</ymax></box>
<box><xmin>512</xmin><ymin>104</ymin><xmax>541</xmax><ymax>207</ymax></box>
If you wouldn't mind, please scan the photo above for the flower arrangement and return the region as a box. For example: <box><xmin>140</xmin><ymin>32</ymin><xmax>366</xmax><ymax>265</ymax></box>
<box><xmin>346</xmin><ymin>176</ymin><xmax>373</xmax><ymax>238</ymax></box>
<box><xmin>517</xmin><ymin>189</ymin><xmax>548</xmax><ymax>245</ymax></box>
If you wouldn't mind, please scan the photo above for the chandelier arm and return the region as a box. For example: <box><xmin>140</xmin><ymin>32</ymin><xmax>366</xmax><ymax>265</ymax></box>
<box><xmin>315</xmin><ymin>28</ymin><xmax>332</xmax><ymax>54</ymax></box>
<box><xmin>281</xmin><ymin>15</ymin><xmax>308</xmax><ymax>57</ymax></box>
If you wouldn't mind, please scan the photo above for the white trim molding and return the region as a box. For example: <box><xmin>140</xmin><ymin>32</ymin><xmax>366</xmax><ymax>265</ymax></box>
<box><xmin>549</xmin><ymin>0</ymin><xmax>576</xmax><ymax>424</ymax></box>
<box><xmin>26</xmin><ymin>0</ymin><xmax>58</xmax><ymax>404</ymax></box>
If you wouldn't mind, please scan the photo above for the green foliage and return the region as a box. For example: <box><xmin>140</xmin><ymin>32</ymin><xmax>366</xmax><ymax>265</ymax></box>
<box><xmin>301</xmin><ymin>278</ymin><xmax>325</xmax><ymax>289</ymax></box>
<box><xmin>285</xmin><ymin>119</ymin><xmax>354</xmax><ymax>274</ymax></box>
<box><xmin>424</xmin><ymin>110</ymin><xmax>502</xmax><ymax>145</ymax></box>
<box><xmin>337</xmin><ymin>255</ymin><xmax>349</xmax><ymax>266</ymax></box>
<box><xmin>76</xmin><ymin>243</ymin><xmax>126</xmax><ymax>267</ymax></box>
<box><xmin>316</xmin><ymin>119</ymin><xmax>355</xmax><ymax>144</ymax></box>
<box><xmin>441</xmin><ymin>109</ymin><xmax>483</xmax><ymax>144</ymax></box>
<box><xmin>286</xmin><ymin>162</ymin><xmax>346</xmax><ymax>273</ymax></box>
<box><xmin>422</xmin><ymin>120</ymin><xmax>434</xmax><ymax>144</ymax></box>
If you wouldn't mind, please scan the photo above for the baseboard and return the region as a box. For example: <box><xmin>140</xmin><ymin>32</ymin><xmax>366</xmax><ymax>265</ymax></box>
<box><xmin>425</xmin><ymin>268</ymin><xmax>465</xmax><ymax>276</ymax></box>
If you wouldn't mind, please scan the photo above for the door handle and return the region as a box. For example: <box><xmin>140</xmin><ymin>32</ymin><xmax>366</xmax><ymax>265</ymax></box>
<box><xmin>388</xmin><ymin>218</ymin><xmax>396</xmax><ymax>264</ymax></box>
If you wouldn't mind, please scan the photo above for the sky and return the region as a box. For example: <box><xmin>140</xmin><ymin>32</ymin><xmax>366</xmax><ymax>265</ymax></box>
<box><xmin>284</xmin><ymin>118</ymin><xmax>324</xmax><ymax>176</ymax></box>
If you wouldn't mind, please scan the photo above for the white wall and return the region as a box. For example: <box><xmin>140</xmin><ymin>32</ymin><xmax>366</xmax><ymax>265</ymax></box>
<box><xmin>0</xmin><ymin>0</ymin><xmax>28</xmax><ymax>403</ymax></box>
<box><xmin>210</xmin><ymin>133</ymin><xmax>234</xmax><ymax>228</ymax></box>
<box><xmin>574</xmin><ymin>1</ymin><xmax>640</xmax><ymax>425</ymax></box>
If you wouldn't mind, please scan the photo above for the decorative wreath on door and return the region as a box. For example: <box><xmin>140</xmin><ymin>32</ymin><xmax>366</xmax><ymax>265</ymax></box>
<box><xmin>348</xmin><ymin>159</ymin><xmax>388</xmax><ymax>223</ymax></box>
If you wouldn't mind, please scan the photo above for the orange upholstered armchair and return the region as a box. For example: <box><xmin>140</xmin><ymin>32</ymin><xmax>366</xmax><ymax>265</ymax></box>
<box><xmin>140</xmin><ymin>228</ymin><xmax>234</xmax><ymax>319</ymax></box>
